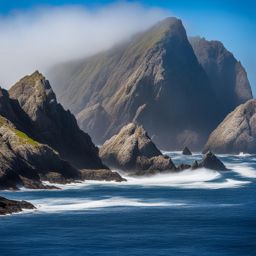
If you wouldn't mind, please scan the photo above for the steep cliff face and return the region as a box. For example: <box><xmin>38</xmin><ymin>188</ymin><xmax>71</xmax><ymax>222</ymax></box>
<box><xmin>49</xmin><ymin>17</ymin><xmax>221</xmax><ymax>150</ymax></box>
<box><xmin>190</xmin><ymin>37</ymin><xmax>252</xmax><ymax>114</ymax></box>
<box><xmin>204</xmin><ymin>100</ymin><xmax>256</xmax><ymax>154</ymax></box>
<box><xmin>8</xmin><ymin>71</ymin><xmax>106</xmax><ymax>169</ymax></box>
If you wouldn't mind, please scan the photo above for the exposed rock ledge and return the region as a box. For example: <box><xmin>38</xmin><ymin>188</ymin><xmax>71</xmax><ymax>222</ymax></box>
<box><xmin>0</xmin><ymin>196</ymin><xmax>35</xmax><ymax>215</ymax></box>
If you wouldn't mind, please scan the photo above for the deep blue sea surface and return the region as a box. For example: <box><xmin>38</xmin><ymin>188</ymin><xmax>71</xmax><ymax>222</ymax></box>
<box><xmin>1</xmin><ymin>152</ymin><xmax>256</xmax><ymax>256</ymax></box>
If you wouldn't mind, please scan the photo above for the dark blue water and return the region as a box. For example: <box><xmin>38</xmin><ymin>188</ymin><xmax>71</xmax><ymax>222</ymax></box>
<box><xmin>1</xmin><ymin>153</ymin><xmax>256</xmax><ymax>256</ymax></box>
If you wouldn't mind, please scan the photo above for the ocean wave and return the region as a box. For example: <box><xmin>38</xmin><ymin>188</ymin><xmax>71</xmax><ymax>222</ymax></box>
<box><xmin>30</xmin><ymin>196</ymin><xmax>241</xmax><ymax>214</ymax></box>
<box><xmin>228</xmin><ymin>163</ymin><xmax>256</xmax><ymax>178</ymax></box>
<box><xmin>37</xmin><ymin>168</ymin><xmax>251</xmax><ymax>190</ymax></box>
<box><xmin>31</xmin><ymin>197</ymin><xmax>185</xmax><ymax>213</ymax></box>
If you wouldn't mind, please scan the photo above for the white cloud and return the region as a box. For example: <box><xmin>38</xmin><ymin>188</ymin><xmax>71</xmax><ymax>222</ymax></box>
<box><xmin>0</xmin><ymin>2</ymin><xmax>169</xmax><ymax>88</ymax></box>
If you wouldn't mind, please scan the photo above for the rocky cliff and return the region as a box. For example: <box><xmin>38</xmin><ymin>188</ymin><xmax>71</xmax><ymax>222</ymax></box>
<box><xmin>9</xmin><ymin>71</ymin><xmax>105</xmax><ymax>169</ymax></box>
<box><xmin>204</xmin><ymin>99</ymin><xmax>256</xmax><ymax>154</ymax></box>
<box><xmin>190</xmin><ymin>37</ymin><xmax>252</xmax><ymax>115</ymax></box>
<box><xmin>0</xmin><ymin>73</ymin><xmax>124</xmax><ymax>190</ymax></box>
<box><xmin>0</xmin><ymin>115</ymin><xmax>80</xmax><ymax>189</ymax></box>
<box><xmin>49</xmin><ymin>17</ymin><xmax>252</xmax><ymax>151</ymax></box>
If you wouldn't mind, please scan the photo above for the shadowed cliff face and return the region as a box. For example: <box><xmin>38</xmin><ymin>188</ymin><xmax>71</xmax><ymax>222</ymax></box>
<box><xmin>48</xmin><ymin>17</ymin><xmax>252</xmax><ymax>151</ymax></box>
<box><xmin>8</xmin><ymin>71</ymin><xmax>106</xmax><ymax>169</ymax></box>
<box><xmin>190</xmin><ymin>37</ymin><xmax>252</xmax><ymax>114</ymax></box>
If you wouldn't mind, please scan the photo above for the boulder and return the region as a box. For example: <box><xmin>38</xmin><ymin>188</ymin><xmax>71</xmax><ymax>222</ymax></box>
<box><xmin>0</xmin><ymin>196</ymin><xmax>35</xmax><ymax>215</ymax></box>
<box><xmin>99</xmin><ymin>123</ymin><xmax>176</xmax><ymax>175</ymax></box>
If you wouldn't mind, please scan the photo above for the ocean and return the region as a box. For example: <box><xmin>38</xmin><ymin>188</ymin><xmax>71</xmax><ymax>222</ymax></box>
<box><xmin>1</xmin><ymin>152</ymin><xmax>256</xmax><ymax>256</ymax></box>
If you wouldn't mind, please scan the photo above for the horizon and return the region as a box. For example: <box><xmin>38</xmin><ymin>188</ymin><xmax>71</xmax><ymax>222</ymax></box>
<box><xmin>0</xmin><ymin>0</ymin><xmax>255</xmax><ymax>96</ymax></box>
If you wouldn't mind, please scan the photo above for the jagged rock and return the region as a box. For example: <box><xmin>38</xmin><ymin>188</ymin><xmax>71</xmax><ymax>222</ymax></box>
<box><xmin>99</xmin><ymin>123</ymin><xmax>176</xmax><ymax>174</ymax></box>
<box><xmin>0</xmin><ymin>196</ymin><xmax>35</xmax><ymax>215</ymax></box>
<box><xmin>198</xmin><ymin>151</ymin><xmax>227</xmax><ymax>171</ymax></box>
<box><xmin>204</xmin><ymin>99</ymin><xmax>256</xmax><ymax>154</ymax></box>
<box><xmin>8</xmin><ymin>71</ymin><xmax>106</xmax><ymax>170</ymax></box>
<box><xmin>182</xmin><ymin>146</ymin><xmax>192</xmax><ymax>155</ymax></box>
<box><xmin>49</xmin><ymin>18</ymin><xmax>252</xmax><ymax>151</ymax></box>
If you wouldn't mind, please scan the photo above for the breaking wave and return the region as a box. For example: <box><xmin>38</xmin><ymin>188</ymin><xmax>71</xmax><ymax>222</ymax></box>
<box><xmin>31</xmin><ymin>197</ymin><xmax>184</xmax><ymax>213</ymax></box>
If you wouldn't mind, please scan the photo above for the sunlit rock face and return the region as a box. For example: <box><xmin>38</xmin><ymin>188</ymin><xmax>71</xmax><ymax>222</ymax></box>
<box><xmin>100</xmin><ymin>123</ymin><xmax>176</xmax><ymax>175</ymax></box>
<box><xmin>204</xmin><ymin>100</ymin><xmax>256</xmax><ymax>154</ymax></box>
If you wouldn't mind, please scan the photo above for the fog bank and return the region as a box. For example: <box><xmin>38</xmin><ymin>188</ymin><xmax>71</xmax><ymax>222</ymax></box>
<box><xmin>0</xmin><ymin>2</ymin><xmax>168</xmax><ymax>88</ymax></box>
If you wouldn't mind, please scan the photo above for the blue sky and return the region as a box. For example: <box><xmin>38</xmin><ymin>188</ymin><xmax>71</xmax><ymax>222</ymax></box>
<box><xmin>0</xmin><ymin>0</ymin><xmax>255</xmax><ymax>94</ymax></box>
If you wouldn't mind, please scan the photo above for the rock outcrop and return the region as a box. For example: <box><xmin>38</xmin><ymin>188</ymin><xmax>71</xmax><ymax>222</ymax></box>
<box><xmin>0</xmin><ymin>196</ymin><xmax>35</xmax><ymax>215</ymax></box>
<box><xmin>204</xmin><ymin>100</ymin><xmax>256</xmax><ymax>154</ymax></box>
<box><xmin>197</xmin><ymin>151</ymin><xmax>227</xmax><ymax>171</ymax></box>
<box><xmin>182</xmin><ymin>146</ymin><xmax>192</xmax><ymax>155</ymax></box>
<box><xmin>49</xmin><ymin>18</ymin><xmax>252</xmax><ymax>151</ymax></box>
<box><xmin>99</xmin><ymin>123</ymin><xmax>176</xmax><ymax>175</ymax></box>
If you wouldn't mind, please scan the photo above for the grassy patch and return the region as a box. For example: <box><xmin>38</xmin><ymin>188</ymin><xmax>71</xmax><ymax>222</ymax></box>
<box><xmin>14</xmin><ymin>130</ymin><xmax>39</xmax><ymax>146</ymax></box>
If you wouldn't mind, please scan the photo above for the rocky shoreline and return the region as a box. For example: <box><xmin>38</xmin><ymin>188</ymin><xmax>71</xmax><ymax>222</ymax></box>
<box><xmin>0</xmin><ymin>196</ymin><xmax>35</xmax><ymax>215</ymax></box>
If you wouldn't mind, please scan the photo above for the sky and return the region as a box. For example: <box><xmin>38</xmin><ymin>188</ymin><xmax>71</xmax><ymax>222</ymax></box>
<box><xmin>0</xmin><ymin>0</ymin><xmax>255</xmax><ymax>95</ymax></box>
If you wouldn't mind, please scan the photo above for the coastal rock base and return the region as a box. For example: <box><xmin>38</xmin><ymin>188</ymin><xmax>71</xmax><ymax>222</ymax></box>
<box><xmin>0</xmin><ymin>196</ymin><xmax>35</xmax><ymax>215</ymax></box>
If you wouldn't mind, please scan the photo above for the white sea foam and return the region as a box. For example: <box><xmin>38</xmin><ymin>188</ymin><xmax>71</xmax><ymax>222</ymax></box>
<box><xmin>32</xmin><ymin>197</ymin><xmax>184</xmax><ymax>213</ymax></box>
<box><xmin>38</xmin><ymin>167</ymin><xmax>250</xmax><ymax>191</ymax></box>
<box><xmin>30</xmin><ymin>196</ymin><xmax>242</xmax><ymax>214</ymax></box>
<box><xmin>228</xmin><ymin>163</ymin><xmax>256</xmax><ymax>178</ymax></box>
<box><xmin>120</xmin><ymin>168</ymin><xmax>220</xmax><ymax>187</ymax></box>
<box><xmin>238</xmin><ymin>152</ymin><xmax>253</xmax><ymax>157</ymax></box>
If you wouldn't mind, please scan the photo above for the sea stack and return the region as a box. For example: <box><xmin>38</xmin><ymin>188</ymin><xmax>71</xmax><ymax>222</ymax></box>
<box><xmin>193</xmin><ymin>151</ymin><xmax>227</xmax><ymax>171</ymax></box>
<box><xmin>99</xmin><ymin>123</ymin><xmax>176</xmax><ymax>175</ymax></box>
<box><xmin>182</xmin><ymin>147</ymin><xmax>192</xmax><ymax>155</ymax></box>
